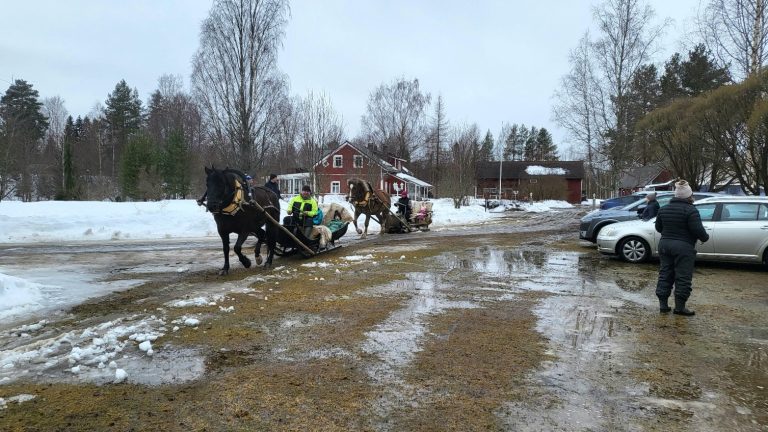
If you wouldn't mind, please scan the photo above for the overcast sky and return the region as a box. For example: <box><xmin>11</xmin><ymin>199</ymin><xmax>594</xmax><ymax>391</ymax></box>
<box><xmin>1</xmin><ymin>0</ymin><xmax>702</xmax><ymax>154</ymax></box>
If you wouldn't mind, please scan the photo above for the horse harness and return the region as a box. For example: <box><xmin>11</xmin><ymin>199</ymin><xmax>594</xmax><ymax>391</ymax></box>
<box><xmin>215</xmin><ymin>179</ymin><xmax>277</xmax><ymax>217</ymax></box>
<box><xmin>350</xmin><ymin>183</ymin><xmax>383</xmax><ymax>211</ymax></box>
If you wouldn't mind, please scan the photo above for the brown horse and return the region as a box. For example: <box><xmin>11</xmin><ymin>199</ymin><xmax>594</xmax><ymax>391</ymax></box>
<box><xmin>346</xmin><ymin>178</ymin><xmax>391</xmax><ymax>239</ymax></box>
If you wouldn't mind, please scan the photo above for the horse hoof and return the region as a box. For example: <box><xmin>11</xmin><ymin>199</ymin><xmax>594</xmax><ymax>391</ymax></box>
<box><xmin>219</xmin><ymin>269</ymin><xmax>228</xmax><ymax>276</ymax></box>
<box><xmin>356</xmin><ymin>229</ymin><xmax>362</xmax><ymax>234</ymax></box>
<box><xmin>255</xmin><ymin>256</ymin><xmax>263</xmax><ymax>266</ymax></box>
<box><xmin>242</xmin><ymin>258</ymin><xmax>252</xmax><ymax>268</ymax></box>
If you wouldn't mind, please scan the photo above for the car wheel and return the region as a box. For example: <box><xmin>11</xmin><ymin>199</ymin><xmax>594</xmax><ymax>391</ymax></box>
<box><xmin>592</xmin><ymin>224</ymin><xmax>609</xmax><ymax>242</ymax></box>
<box><xmin>618</xmin><ymin>236</ymin><xmax>650</xmax><ymax>263</ymax></box>
<box><xmin>763</xmin><ymin>249</ymin><xmax>768</xmax><ymax>271</ymax></box>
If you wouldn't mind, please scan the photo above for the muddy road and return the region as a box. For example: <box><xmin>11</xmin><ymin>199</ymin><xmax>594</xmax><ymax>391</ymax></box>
<box><xmin>1</xmin><ymin>209</ymin><xmax>766</xmax><ymax>431</ymax></box>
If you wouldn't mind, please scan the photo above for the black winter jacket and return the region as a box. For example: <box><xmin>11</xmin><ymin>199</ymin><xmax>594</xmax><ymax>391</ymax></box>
<box><xmin>640</xmin><ymin>199</ymin><xmax>660</xmax><ymax>221</ymax></box>
<box><xmin>264</xmin><ymin>181</ymin><xmax>281</xmax><ymax>199</ymax></box>
<box><xmin>654</xmin><ymin>198</ymin><xmax>709</xmax><ymax>245</ymax></box>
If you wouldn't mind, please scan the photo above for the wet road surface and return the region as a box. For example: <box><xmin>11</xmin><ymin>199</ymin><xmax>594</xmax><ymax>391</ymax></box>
<box><xmin>1</xmin><ymin>209</ymin><xmax>766</xmax><ymax>431</ymax></box>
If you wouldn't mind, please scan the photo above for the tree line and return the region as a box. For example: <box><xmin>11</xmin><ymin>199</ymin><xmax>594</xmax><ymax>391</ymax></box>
<box><xmin>553</xmin><ymin>0</ymin><xmax>768</xmax><ymax>197</ymax></box>
<box><xmin>0</xmin><ymin>0</ymin><xmax>562</xmax><ymax>203</ymax></box>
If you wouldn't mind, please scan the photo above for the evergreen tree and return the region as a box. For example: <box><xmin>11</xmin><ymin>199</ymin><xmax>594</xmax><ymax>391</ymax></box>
<box><xmin>625</xmin><ymin>64</ymin><xmax>662</xmax><ymax>164</ymax></box>
<box><xmin>504</xmin><ymin>124</ymin><xmax>527</xmax><ymax>160</ymax></box>
<box><xmin>661</xmin><ymin>44</ymin><xmax>731</xmax><ymax>102</ymax></box>
<box><xmin>523</xmin><ymin>126</ymin><xmax>539</xmax><ymax>160</ymax></box>
<box><xmin>160</xmin><ymin>130</ymin><xmax>190</xmax><ymax>198</ymax></box>
<box><xmin>479</xmin><ymin>130</ymin><xmax>495</xmax><ymax>162</ymax></box>
<box><xmin>61</xmin><ymin>116</ymin><xmax>78</xmax><ymax>199</ymax></box>
<box><xmin>105</xmin><ymin>80</ymin><xmax>143</xmax><ymax>179</ymax></box>
<box><xmin>0</xmin><ymin>79</ymin><xmax>49</xmax><ymax>201</ymax></box>
<box><xmin>119</xmin><ymin>134</ymin><xmax>159</xmax><ymax>200</ymax></box>
<box><xmin>535</xmin><ymin>128</ymin><xmax>558</xmax><ymax>160</ymax></box>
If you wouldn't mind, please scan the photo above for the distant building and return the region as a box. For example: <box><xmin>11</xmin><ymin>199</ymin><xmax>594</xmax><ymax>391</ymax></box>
<box><xmin>476</xmin><ymin>161</ymin><xmax>585</xmax><ymax>204</ymax></box>
<box><xmin>618</xmin><ymin>164</ymin><xmax>673</xmax><ymax>196</ymax></box>
<box><xmin>275</xmin><ymin>141</ymin><xmax>433</xmax><ymax>199</ymax></box>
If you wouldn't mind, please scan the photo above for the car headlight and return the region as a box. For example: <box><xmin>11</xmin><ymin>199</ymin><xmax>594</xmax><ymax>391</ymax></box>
<box><xmin>599</xmin><ymin>227</ymin><xmax>617</xmax><ymax>238</ymax></box>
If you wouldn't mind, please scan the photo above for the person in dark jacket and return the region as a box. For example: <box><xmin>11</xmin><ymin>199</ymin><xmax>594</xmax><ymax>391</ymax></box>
<box><xmin>640</xmin><ymin>192</ymin><xmax>660</xmax><ymax>221</ymax></box>
<box><xmin>394</xmin><ymin>189</ymin><xmax>411</xmax><ymax>221</ymax></box>
<box><xmin>654</xmin><ymin>180</ymin><xmax>709</xmax><ymax>316</ymax></box>
<box><xmin>264</xmin><ymin>173</ymin><xmax>281</xmax><ymax>199</ymax></box>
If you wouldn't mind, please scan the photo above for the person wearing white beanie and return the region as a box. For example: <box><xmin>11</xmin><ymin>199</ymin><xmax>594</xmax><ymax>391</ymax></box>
<box><xmin>654</xmin><ymin>180</ymin><xmax>709</xmax><ymax>316</ymax></box>
<box><xmin>674</xmin><ymin>180</ymin><xmax>693</xmax><ymax>199</ymax></box>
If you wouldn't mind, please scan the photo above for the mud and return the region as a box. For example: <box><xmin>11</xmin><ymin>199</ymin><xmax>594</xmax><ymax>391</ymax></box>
<box><xmin>1</xmin><ymin>208</ymin><xmax>766</xmax><ymax>431</ymax></box>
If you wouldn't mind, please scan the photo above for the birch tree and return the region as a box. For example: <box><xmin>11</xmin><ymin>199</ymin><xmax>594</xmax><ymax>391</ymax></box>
<box><xmin>698</xmin><ymin>0</ymin><xmax>768</xmax><ymax>79</ymax></box>
<box><xmin>191</xmin><ymin>0</ymin><xmax>290</xmax><ymax>172</ymax></box>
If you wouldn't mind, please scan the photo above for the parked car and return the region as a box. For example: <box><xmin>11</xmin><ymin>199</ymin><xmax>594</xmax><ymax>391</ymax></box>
<box><xmin>599</xmin><ymin>191</ymin><xmax>652</xmax><ymax>210</ymax></box>
<box><xmin>579</xmin><ymin>192</ymin><xmax>720</xmax><ymax>242</ymax></box>
<box><xmin>596</xmin><ymin>196</ymin><xmax>768</xmax><ymax>267</ymax></box>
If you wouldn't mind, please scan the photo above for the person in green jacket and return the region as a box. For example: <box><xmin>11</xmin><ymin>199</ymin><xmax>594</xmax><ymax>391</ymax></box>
<box><xmin>287</xmin><ymin>185</ymin><xmax>318</xmax><ymax>237</ymax></box>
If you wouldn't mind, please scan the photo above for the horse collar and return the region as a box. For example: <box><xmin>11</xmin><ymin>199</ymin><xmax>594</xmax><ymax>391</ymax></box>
<box><xmin>220</xmin><ymin>179</ymin><xmax>245</xmax><ymax>216</ymax></box>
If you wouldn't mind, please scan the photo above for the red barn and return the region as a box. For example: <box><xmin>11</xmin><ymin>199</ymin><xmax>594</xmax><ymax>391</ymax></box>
<box><xmin>476</xmin><ymin>161</ymin><xmax>585</xmax><ymax>204</ymax></box>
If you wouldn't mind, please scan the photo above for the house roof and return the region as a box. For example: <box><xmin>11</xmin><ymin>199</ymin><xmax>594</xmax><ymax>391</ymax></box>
<box><xmin>315</xmin><ymin>141</ymin><xmax>398</xmax><ymax>173</ymax></box>
<box><xmin>619</xmin><ymin>164</ymin><xmax>665</xmax><ymax>189</ymax></box>
<box><xmin>477</xmin><ymin>161</ymin><xmax>585</xmax><ymax>180</ymax></box>
<box><xmin>395</xmin><ymin>172</ymin><xmax>432</xmax><ymax>188</ymax></box>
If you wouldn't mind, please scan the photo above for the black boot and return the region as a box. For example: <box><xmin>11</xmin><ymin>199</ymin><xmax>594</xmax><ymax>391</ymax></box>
<box><xmin>673</xmin><ymin>299</ymin><xmax>695</xmax><ymax>316</ymax></box>
<box><xmin>658</xmin><ymin>297</ymin><xmax>671</xmax><ymax>313</ymax></box>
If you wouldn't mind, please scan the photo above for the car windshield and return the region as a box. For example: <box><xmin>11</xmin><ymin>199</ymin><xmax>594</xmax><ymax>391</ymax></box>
<box><xmin>619</xmin><ymin>197</ymin><xmax>649</xmax><ymax>211</ymax></box>
<box><xmin>619</xmin><ymin>194</ymin><xmax>675</xmax><ymax>211</ymax></box>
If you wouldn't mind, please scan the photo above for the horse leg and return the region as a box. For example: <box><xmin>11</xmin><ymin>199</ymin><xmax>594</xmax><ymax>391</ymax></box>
<box><xmin>219</xmin><ymin>232</ymin><xmax>231</xmax><ymax>276</ymax></box>
<box><xmin>361</xmin><ymin>214</ymin><xmax>370</xmax><ymax>239</ymax></box>
<box><xmin>253</xmin><ymin>228</ymin><xmax>265</xmax><ymax>266</ymax></box>
<box><xmin>379</xmin><ymin>210</ymin><xmax>387</xmax><ymax>233</ymax></box>
<box><xmin>265</xmin><ymin>216</ymin><xmax>277</xmax><ymax>267</ymax></box>
<box><xmin>233</xmin><ymin>232</ymin><xmax>252</xmax><ymax>269</ymax></box>
<box><xmin>353</xmin><ymin>209</ymin><xmax>363</xmax><ymax>235</ymax></box>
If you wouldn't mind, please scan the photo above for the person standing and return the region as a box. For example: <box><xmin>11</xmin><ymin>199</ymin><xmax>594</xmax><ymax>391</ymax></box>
<box><xmin>640</xmin><ymin>192</ymin><xmax>660</xmax><ymax>221</ymax></box>
<box><xmin>654</xmin><ymin>180</ymin><xmax>709</xmax><ymax>316</ymax></box>
<box><xmin>264</xmin><ymin>173</ymin><xmax>281</xmax><ymax>199</ymax></box>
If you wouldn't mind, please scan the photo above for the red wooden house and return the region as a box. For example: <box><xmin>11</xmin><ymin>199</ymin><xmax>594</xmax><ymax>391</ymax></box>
<box><xmin>278</xmin><ymin>141</ymin><xmax>432</xmax><ymax>199</ymax></box>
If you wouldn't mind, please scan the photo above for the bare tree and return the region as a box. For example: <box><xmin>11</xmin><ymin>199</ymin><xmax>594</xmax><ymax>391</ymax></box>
<box><xmin>443</xmin><ymin>123</ymin><xmax>480</xmax><ymax>208</ymax></box>
<box><xmin>361</xmin><ymin>77</ymin><xmax>431</xmax><ymax>161</ymax></box>
<box><xmin>425</xmin><ymin>94</ymin><xmax>449</xmax><ymax>196</ymax></box>
<box><xmin>265</xmin><ymin>94</ymin><xmax>300</xmax><ymax>175</ymax></box>
<box><xmin>191</xmin><ymin>0</ymin><xmax>290</xmax><ymax>172</ymax></box>
<box><xmin>698</xmin><ymin>0</ymin><xmax>768</xmax><ymax>79</ymax></box>
<box><xmin>42</xmin><ymin>96</ymin><xmax>68</xmax><ymax>194</ymax></box>
<box><xmin>297</xmin><ymin>91</ymin><xmax>345</xmax><ymax>190</ymax></box>
<box><xmin>591</xmin><ymin>0</ymin><xmax>668</xmax><ymax>190</ymax></box>
<box><xmin>552</xmin><ymin>32</ymin><xmax>601</xmax><ymax>197</ymax></box>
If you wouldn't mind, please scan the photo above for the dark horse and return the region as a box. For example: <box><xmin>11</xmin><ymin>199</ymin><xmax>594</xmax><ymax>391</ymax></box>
<box><xmin>200</xmin><ymin>167</ymin><xmax>280</xmax><ymax>275</ymax></box>
<box><xmin>346</xmin><ymin>178</ymin><xmax>391</xmax><ymax>239</ymax></box>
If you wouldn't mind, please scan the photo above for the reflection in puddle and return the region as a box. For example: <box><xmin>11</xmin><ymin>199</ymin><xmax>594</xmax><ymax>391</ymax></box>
<box><xmin>362</xmin><ymin>273</ymin><xmax>478</xmax><ymax>377</ymax></box>
<box><xmin>360</xmin><ymin>272</ymin><xmax>478</xmax><ymax>422</ymax></box>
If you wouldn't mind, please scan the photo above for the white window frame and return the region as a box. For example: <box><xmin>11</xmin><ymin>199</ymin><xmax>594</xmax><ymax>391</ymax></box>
<box><xmin>333</xmin><ymin>155</ymin><xmax>343</xmax><ymax>168</ymax></box>
<box><xmin>353</xmin><ymin>155</ymin><xmax>363</xmax><ymax>168</ymax></box>
<box><xmin>331</xmin><ymin>181</ymin><xmax>341</xmax><ymax>194</ymax></box>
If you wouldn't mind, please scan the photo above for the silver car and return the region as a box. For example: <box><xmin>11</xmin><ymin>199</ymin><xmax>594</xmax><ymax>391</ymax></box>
<box><xmin>596</xmin><ymin>196</ymin><xmax>768</xmax><ymax>267</ymax></box>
